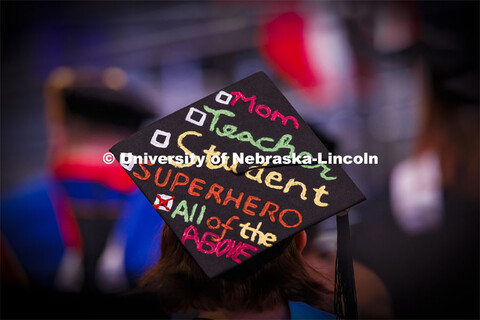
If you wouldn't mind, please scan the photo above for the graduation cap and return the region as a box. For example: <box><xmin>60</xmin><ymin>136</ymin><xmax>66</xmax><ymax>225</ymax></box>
<box><xmin>62</xmin><ymin>86</ymin><xmax>156</xmax><ymax>129</ymax></box>
<box><xmin>45</xmin><ymin>67</ymin><xmax>157</xmax><ymax>131</ymax></box>
<box><xmin>110</xmin><ymin>72</ymin><xmax>364</xmax><ymax>318</ymax></box>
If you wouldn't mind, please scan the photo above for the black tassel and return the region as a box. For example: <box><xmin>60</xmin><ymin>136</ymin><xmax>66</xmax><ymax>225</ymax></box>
<box><xmin>334</xmin><ymin>214</ymin><xmax>358</xmax><ymax>319</ymax></box>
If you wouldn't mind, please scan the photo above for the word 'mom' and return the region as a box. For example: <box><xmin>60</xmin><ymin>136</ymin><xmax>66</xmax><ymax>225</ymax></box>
<box><xmin>215</xmin><ymin>91</ymin><xmax>299</xmax><ymax>130</ymax></box>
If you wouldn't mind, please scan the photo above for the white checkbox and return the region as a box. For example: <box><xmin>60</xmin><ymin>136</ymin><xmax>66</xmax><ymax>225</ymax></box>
<box><xmin>185</xmin><ymin>107</ymin><xmax>207</xmax><ymax>126</ymax></box>
<box><xmin>150</xmin><ymin>129</ymin><xmax>171</xmax><ymax>148</ymax></box>
<box><xmin>120</xmin><ymin>152</ymin><xmax>135</xmax><ymax>171</ymax></box>
<box><xmin>215</xmin><ymin>90</ymin><xmax>232</xmax><ymax>105</ymax></box>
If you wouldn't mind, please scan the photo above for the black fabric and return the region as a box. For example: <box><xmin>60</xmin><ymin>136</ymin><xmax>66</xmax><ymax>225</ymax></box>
<box><xmin>0</xmin><ymin>285</ymin><xmax>170</xmax><ymax>319</ymax></box>
<box><xmin>351</xmin><ymin>187</ymin><xmax>479</xmax><ymax>319</ymax></box>
<box><xmin>71</xmin><ymin>202</ymin><xmax>119</xmax><ymax>292</ymax></box>
<box><xmin>420</xmin><ymin>1</ymin><xmax>479</xmax><ymax>106</ymax></box>
<box><xmin>335</xmin><ymin>214</ymin><xmax>358</xmax><ymax>319</ymax></box>
<box><xmin>63</xmin><ymin>87</ymin><xmax>156</xmax><ymax>130</ymax></box>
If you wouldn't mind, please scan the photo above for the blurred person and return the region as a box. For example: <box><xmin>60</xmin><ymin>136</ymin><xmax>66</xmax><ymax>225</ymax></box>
<box><xmin>1</xmin><ymin>67</ymin><xmax>164</xmax><ymax>293</ymax></box>
<box><xmin>390</xmin><ymin>1</ymin><xmax>479</xmax><ymax>236</ymax></box>
<box><xmin>283</xmin><ymin>2</ymin><xmax>479</xmax><ymax>318</ymax></box>
<box><xmin>388</xmin><ymin>2</ymin><xmax>479</xmax><ymax>318</ymax></box>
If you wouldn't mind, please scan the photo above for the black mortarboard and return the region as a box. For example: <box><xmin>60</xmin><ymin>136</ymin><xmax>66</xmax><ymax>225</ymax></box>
<box><xmin>419</xmin><ymin>1</ymin><xmax>479</xmax><ymax>106</ymax></box>
<box><xmin>110</xmin><ymin>72</ymin><xmax>364</xmax><ymax>318</ymax></box>
<box><xmin>45</xmin><ymin>67</ymin><xmax>157</xmax><ymax>130</ymax></box>
<box><xmin>62</xmin><ymin>86</ymin><xmax>156</xmax><ymax>130</ymax></box>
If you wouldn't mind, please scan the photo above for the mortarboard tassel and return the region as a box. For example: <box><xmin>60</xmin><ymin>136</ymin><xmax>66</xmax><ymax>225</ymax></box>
<box><xmin>334</xmin><ymin>213</ymin><xmax>358</xmax><ymax>319</ymax></box>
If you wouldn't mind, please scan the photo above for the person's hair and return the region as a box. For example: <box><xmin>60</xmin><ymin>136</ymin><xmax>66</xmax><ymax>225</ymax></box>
<box><xmin>416</xmin><ymin>94</ymin><xmax>479</xmax><ymax>201</ymax></box>
<box><xmin>139</xmin><ymin>224</ymin><xmax>332</xmax><ymax>314</ymax></box>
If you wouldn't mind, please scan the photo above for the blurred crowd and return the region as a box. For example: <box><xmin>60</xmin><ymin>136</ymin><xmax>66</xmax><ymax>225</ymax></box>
<box><xmin>1</xmin><ymin>1</ymin><xmax>478</xmax><ymax>319</ymax></box>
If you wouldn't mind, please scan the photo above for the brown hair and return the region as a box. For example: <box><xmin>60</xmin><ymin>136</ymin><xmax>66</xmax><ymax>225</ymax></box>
<box><xmin>139</xmin><ymin>225</ymin><xmax>332</xmax><ymax>314</ymax></box>
<box><xmin>416</xmin><ymin>93</ymin><xmax>479</xmax><ymax>201</ymax></box>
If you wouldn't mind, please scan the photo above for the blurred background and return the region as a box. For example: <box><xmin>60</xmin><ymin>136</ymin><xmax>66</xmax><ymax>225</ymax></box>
<box><xmin>1</xmin><ymin>1</ymin><xmax>478</xmax><ymax>319</ymax></box>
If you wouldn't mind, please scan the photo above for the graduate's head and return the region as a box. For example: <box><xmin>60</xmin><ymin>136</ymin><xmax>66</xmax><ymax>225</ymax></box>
<box><xmin>44</xmin><ymin>66</ymin><xmax>156</xmax><ymax>159</ymax></box>
<box><xmin>415</xmin><ymin>2</ymin><xmax>479</xmax><ymax>200</ymax></box>
<box><xmin>110</xmin><ymin>72</ymin><xmax>364</xmax><ymax>317</ymax></box>
<box><xmin>140</xmin><ymin>224</ymin><xmax>331</xmax><ymax>313</ymax></box>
